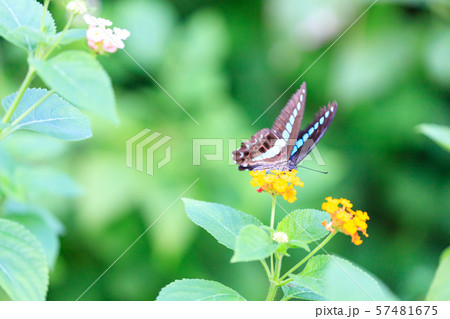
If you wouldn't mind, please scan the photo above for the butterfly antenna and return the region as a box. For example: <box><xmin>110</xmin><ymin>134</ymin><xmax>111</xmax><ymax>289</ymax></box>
<box><xmin>297</xmin><ymin>165</ymin><xmax>328</xmax><ymax>174</ymax></box>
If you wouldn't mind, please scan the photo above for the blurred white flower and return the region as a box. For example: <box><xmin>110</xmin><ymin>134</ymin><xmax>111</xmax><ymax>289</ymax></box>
<box><xmin>83</xmin><ymin>14</ymin><xmax>112</xmax><ymax>28</ymax></box>
<box><xmin>66</xmin><ymin>1</ymin><xmax>87</xmax><ymax>15</ymax></box>
<box><xmin>83</xmin><ymin>14</ymin><xmax>130</xmax><ymax>54</ymax></box>
<box><xmin>113</xmin><ymin>27</ymin><xmax>131</xmax><ymax>41</ymax></box>
<box><xmin>273</xmin><ymin>231</ymin><xmax>289</xmax><ymax>244</ymax></box>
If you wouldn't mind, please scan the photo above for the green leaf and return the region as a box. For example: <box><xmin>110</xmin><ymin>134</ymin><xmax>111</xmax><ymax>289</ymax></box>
<box><xmin>3</xmin><ymin>200</ymin><xmax>64</xmax><ymax>235</ymax></box>
<box><xmin>0</xmin><ymin>218</ymin><xmax>48</xmax><ymax>300</ymax></box>
<box><xmin>417</xmin><ymin>124</ymin><xmax>450</xmax><ymax>152</ymax></box>
<box><xmin>287</xmin><ymin>255</ymin><xmax>397</xmax><ymax>301</ymax></box>
<box><xmin>3</xmin><ymin>200</ymin><xmax>64</xmax><ymax>269</ymax></box>
<box><xmin>1</xmin><ymin>132</ymin><xmax>67</xmax><ymax>162</ymax></box>
<box><xmin>2</xmin><ymin>88</ymin><xmax>92</xmax><ymax>141</ymax></box>
<box><xmin>426</xmin><ymin>247</ymin><xmax>450</xmax><ymax>301</ymax></box>
<box><xmin>183</xmin><ymin>198</ymin><xmax>263</xmax><ymax>250</ymax></box>
<box><xmin>3</xmin><ymin>213</ymin><xmax>59</xmax><ymax>270</ymax></box>
<box><xmin>0</xmin><ymin>0</ymin><xmax>56</xmax><ymax>51</ymax></box>
<box><xmin>30</xmin><ymin>51</ymin><xmax>118</xmax><ymax>124</ymax></box>
<box><xmin>17</xmin><ymin>167</ymin><xmax>82</xmax><ymax>198</ymax></box>
<box><xmin>156</xmin><ymin>279</ymin><xmax>246</xmax><ymax>301</ymax></box>
<box><xmin>282</xmin><ymin>281</ymin><xmax>326</xmax><ymax>301</ymax></box>
<box><xmin>52</xmin><ymin>29</ymin><xmax>86</xmax><ymax>45</ymax></box>
<box><xmin>277</xmin><ymin>209</ymin><xmax>330</xmax><ymax>250</ymax></box>
<box><xmin>231</xmin><ymin>225</ymin><xmax>279</xmax><ymax>263</ymax></box>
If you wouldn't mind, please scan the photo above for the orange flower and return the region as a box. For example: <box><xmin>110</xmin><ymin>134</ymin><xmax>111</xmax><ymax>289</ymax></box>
<box><xmin>249</xmin><ymin>170</ymin><xmax>304</xmax><ymax>203</ymax></box>
<box><xmin>321</xmin><ymin>197</ymin><xmax>369</xmax><ymax>245</ymax></box>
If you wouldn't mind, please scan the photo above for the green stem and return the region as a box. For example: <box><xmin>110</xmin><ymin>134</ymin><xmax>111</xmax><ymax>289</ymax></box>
<box><xmin>42</xmin><ymin>13</ymin><xmax>75</xmax><ymax>60</ymax></box>
<box><xmin>266</xmin><ymin>253</ymin><xmax>282</xmax><ymax>301</ymax></box>
<box><xmin>270</xmin><ymin>195</ymin><xmax>276</xmax><ymax>229</ymax></box>
<box><xmin>35</xmin><ymin>0</ymin><xmax>51</xmax><ymax>58</ymax></box>
<box><xmin>279</xmin><ymin>232</ymin><xmax>336</xmax><ymax>281</ymax></box>
<box><xmin>1</xmin><ymin>66</ymin><xmax>36</xmax><ymax>124</ymax></box>
<box><xmin>269</xmin><ymin>195</ymin><xmax>276</xmax><ymax>275</ymax></box>
<box><xmin>259</xmin><ymin>259</ymin><xmax>271</xmax><ymax>279</ymax></box>
<box><xmin>40</xmin><ymin>0</ymin><xmax>51</xmax><ymax>31</ymax></box>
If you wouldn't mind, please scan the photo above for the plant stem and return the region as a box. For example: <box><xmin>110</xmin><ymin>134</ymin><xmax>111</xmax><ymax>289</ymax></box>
<box><xmin>35</xmin><ymin>0</ymin><xmax>51</xmax><ymax>58</ymax></box>
<box><xmin>266</xmin><ymin>253</ymin><xmax>282</xmax><ymax>301</ymax></box>
<box><xmin>42</xmin><ymin>13</ymin><xmax>75</xmax><ymax>60</ymax></box>
<box><xmin>269</xmin><ymin>195</ymin><xmax>277</xmax><ymax>275</ymax></box>
<box><xmin>1</xmin><ymin>66</ymin><xmax>36</xmax><ymax>125</ymax></box>
<box><xmin>279</xmin><ymin>232</ymin><xmax>336</xmax><ymax>281</ymax></box>
<box><xmin>270</xmin><ymin>195</ymin><xmax>276</xmax><ymax>229</ymax></box>
<box><xmin>40</xmin><ymin>0</ymin><xmax>51</xmax><ymax>32</ymax></box>
<box><xmin>259</xmin><ymin>259</ymin><xmax>271</xmax><ymax>279</ymax></box>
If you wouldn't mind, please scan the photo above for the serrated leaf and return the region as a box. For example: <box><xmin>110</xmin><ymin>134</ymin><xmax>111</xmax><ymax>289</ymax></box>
<box><xmin>426</xmin><ymin>247</ymin><xmax>450</xmax><ymax>301</ymax></box>
<box><xmin>286</xmin><ymin>255</ymin><xmax>397</xmax><ymax>301</ymax></box>
<box><xmin>282</xmin><ymin>281</ymin><xmax>326</xmax><ymax>301</ymax></box>
<box><xmin>0</xmin><ymin>0</ymin><xmax>56</xmax><ymax>51</ymax></box>
<box><xmin>3</xmin><ymin>201</ymin><xmax>64</xmax><ymax>270</ymax></box>
<box><xmin>231</xmin><ymin>225</ymin><xmax>279</xmax><ymax>263</ymax></box>
<box><xmin>183</xmin><ymin>198</ymin><xmax>263</xmax><ymax>250</ymax></box>
<box><xmin>2</xmin><ymin>88</ymin><xmax>92</xmax><ymax>141</ymax></box>
<box><xmin>156</xmin><ymin>279</ymin><xmax>246</xmax><ymax>301</ymax></box>
<box><xmin>417</xmin><ymin>124</ymin><xmax>450</xmax><ymax>152</ymax></box>
<box><xmin>30</xmin><ymin>51</ymin><xmax>118</xmax><ymax>124</ymax></box>
<box><xmin>277</xmin><ymin>209</ymin><xmax>330</xmax><ymax>250</ymax></box>
<box><xmin>3</xmin><ymin>213</ymin><xmax>59</xmax><ymax>270</ymax></box>
<box><xmin>0</xmin><ymin>218</ymin><xmax>49</xmax><ymax>300</ymax></box>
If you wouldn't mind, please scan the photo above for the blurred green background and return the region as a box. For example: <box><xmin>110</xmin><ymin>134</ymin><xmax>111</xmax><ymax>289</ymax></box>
<box><xmin>0</xmin><ymin>0</ymin><xmax>449</xmax><ymax>301</ymax></box>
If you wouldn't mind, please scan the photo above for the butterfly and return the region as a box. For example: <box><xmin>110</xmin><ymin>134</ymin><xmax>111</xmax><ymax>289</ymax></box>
<box><xmin>232</xmin><ymin>82</ymin><xmax>337</xmax><ymax>171</ymax></box>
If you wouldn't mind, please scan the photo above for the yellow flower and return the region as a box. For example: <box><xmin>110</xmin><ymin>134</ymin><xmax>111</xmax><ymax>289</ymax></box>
<box><xmin>321</xmin><ymin>197</ymin><xmax>369</xmax><ymax>245</ymax></box>
<box><xmin>249</xmin><ymin>170</ymin><xmax>304</xmax><ymax>203</ymax></box>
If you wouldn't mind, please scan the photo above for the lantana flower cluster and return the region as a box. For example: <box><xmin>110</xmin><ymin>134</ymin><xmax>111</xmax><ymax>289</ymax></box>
<box><xmin>321</xmin><ymin>197</ymin><xmax>369</xmax><ymax>245</ymax></box>
<box><xmin>83</xmin><ymin>14</ymin><xmax>130</xmax><ymax>54</ymax></box>
<box><xmin>249</xmin><ymin>170</ymin><xmax>304</xmax><ymax>203</ymax></box>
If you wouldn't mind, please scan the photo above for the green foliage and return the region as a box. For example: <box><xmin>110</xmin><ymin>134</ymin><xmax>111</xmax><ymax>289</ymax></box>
<box><xmin>0</xmin><ymin>218</ymin><xmax>48</xmax><ymax>301</ymax></box>
<box><xmin>0</xmin><ymin>0</ymin><xmax>55</xmax><ymax>52</ymax></box>
<box><xmin>0</xmin><ymin>0</ymin><xmax>448</xmax><ymax>302</ymax></box>
<box><xmin>3</xmin><ymin>201</ymin><xmax>64</xmax><ymax>269</ymax></box>
<box><xmin>426</xmin><ymin>247</ymin><xmax>450</xmax><ymax>301</ymax></box>
<box><xmin>277</xmin><ymin>209</ymin><xmax>330</xmax><ymax>250</ymax></box>
<box><xmin>30</xmin><ymin>51</ymin><xmax>117</xmax><ymax>124</ymax></box>
<box><xmin>157</xmin><ymin>279</ymin><xmax>246</xmax><ymax>301</ymax></box>
<box><xmin>282</xmin><ymin>281</ymin><xmax>325</xmax><ymax>301</ymax></box>
<box><xmin>231</xmin><ymin>225</ymin><xmax>279</xmax><ymax>263</ymax></box>
<box><xmin>417</xmin><ymin>124</ymin><xmax>450</xmax><ymax>152</ymax></box>
<box><xmin>183</xmin><ymin>198</ymin><xmax>263</xmax><ymax>250</ymax></box>
<box><xmin>2</xmin><ymin>88</ymin><xmax>92</xmax><ymax>141</ymax></box>
<box><xmin>0</xmin><ymin>0</ymin><xmax>118</xmax><ymax>301</ymax></box>
<box><xmin>54</xmin><ymin>29</ymin><xmax>87</xmax><ymax>46</ymax></box>
<box><xmin>286</xmin><ymin>255</ymin><xmax>397</xmax><ymax>301</ymax></box>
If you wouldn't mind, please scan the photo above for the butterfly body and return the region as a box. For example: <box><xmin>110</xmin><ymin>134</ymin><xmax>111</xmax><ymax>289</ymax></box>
<box><xmin>233</xmin><ymin>82</ymin><xmax>337</xmax><ymax>171</ymax></box>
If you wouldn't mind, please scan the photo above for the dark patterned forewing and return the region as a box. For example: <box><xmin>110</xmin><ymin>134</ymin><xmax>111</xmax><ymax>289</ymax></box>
<box><xmin>233</xmin><ymin>128</ymin><xmax>286</xmax><ymax>170</ymax></box>
<box><xmin>272</xmin><ymin>82</ymin><xmax>307</xmax><ymax>156</ymax></box>
<box><xmin>289</xmin><ymin>101</ymin><xmax>337</xmax><ymax>165</ymax></box>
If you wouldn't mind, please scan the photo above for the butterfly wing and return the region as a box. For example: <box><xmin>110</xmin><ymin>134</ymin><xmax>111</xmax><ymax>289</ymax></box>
<box><xmin>272</xmin><ymin>82</ymin><xmax>307</xmax><ymax>157</ymax></box>
<box><xmin>232</xmin><ymin>128</ymin><xmax>285</xmax><ymax>170</ymax></box>
<box><xmin>289</xmin><ymin>101</ymin><xmax>337</xmax><ymax>165</ymax></box>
